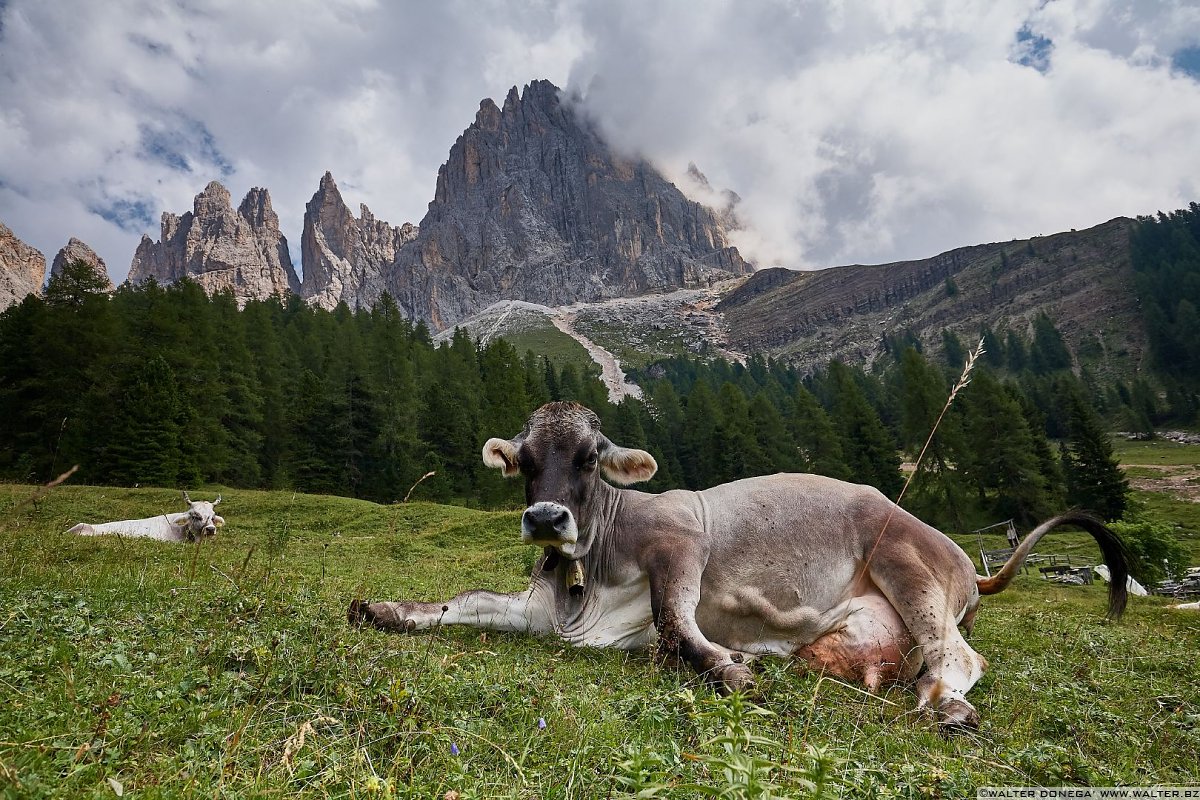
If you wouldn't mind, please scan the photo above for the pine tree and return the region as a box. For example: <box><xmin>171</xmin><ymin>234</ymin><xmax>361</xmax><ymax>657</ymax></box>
<box><xmin>981</xmin><ymin>326</ymin><xmax>1006</xmax><ymax>369</ymax></box>
<box><xmin>645</xmin><ymin>380</ymin><xmax>686</xmax><ymax>491</ymax></box>
<box><xmin>941</xmin><ymin>330</ymin><xmax>966</xmax><ymax>372</ymax></box>
<box><xmin>106</xmin><ymin>355</ymin><xmax>182</xmax><ymax>487</ymax></box>
<box><xmin>1029</xmin><ymin>313</ymin><xmax>1072</xmax><ymax>374</ymax></box>
<box><xmin>896</xmin><ymin>348</ymin><xmax>972</xmax><ymax>530</ymax></box>
<box><xmin>749</xmin><ymin>391</ymin><xmax>798</xmax><ymax>473</ymax></box>
<box><xmin>680</xmin><ymin>380</ymin><xmax>720</xmax><ymax>489</ymax></box>
<box><xmin>1062</xmin><ymin>391</ymin><xmax>1129</xmax><ymax>521</ymax></box>
<box><xmin>477</xmin><ymin>339</ymin><xmax>531</xmax><ymax>505</ymax></box>
<box><xmin>827</xmin><ymin>361</ymin><xmax>903</xmax><ymax>497</ymax></box>
<box><xmin>788</xmin><ymin>385</ymin><xmax>850</xmax><ymax>480</ymax></box>
<box><xmin>1004</xmin><ymin>330</ymin><xmax>1029</xmax><ymax>372</ymax></box>
<box><xmin>714</xmin><ymin>382</ymin><xmax>769</xmax><ymax>481</ymax></box>
<box><xmin>959</xmin><ymin>370</ymin><xmax>1054</xmax><ymax>524</ymax></box>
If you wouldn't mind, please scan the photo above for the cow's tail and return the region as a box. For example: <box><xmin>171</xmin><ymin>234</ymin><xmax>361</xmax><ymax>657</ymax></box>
<box><xmin>68</xmin><ymin>523</ymin><xmax>92</xmax><ymax>535</ymax></box>
<box><xmin>975</xmin><ymin>512</ymin><xmax>1130</xmax><ymax>620</ymax></box>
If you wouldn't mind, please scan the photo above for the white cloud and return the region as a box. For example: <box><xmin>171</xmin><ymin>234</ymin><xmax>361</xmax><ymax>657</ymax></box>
<box><xmin>1</xmin><ymin>0</ymin><xmax>1198</xmax><ymax>283</ymax></box>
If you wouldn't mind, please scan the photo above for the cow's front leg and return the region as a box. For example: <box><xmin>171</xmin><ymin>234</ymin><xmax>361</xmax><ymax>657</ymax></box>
<box><xmin>348</xmin><ymin>586</ymin><xmax>555</xmax><ymax>636</ymax></box>
<box><xmin>643</xmin><ymin>543</ymin><xmax>753</xmax><ymax>694</ymax></box>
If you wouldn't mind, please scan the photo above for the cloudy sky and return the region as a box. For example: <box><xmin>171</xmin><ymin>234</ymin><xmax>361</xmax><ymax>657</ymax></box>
<box><xmin>2</xmin><ymin>0</ymin><xmax>1199</xmax><ymax>282</ymax></box>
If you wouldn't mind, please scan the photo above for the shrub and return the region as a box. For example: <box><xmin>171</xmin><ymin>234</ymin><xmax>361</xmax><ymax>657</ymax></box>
<box><xmin>1109</xmin><ymin>517</ymin><xmax>1189</xmax><ymax>585</ymax></box>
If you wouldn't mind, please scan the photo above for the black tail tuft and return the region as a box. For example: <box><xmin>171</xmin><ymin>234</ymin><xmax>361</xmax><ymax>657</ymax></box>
<box><xmin>976</xmin><ymin>511</ymin><xmax>1131</xmax><ymax>620</ymax></box>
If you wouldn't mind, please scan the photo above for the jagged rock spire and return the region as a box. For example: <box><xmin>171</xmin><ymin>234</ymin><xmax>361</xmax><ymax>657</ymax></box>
<box><xmin>0</xmin><ymin>221</ymin><xmax>46</xmax><ymax>309</ymax></box>
<box><xmin>51</xmin><ymin>238</ymin><xmax>114</xmax><ymax>290</ymax></box>
<box><xmin>128</xmin><ymin>181</ymin><xmax>300</xmax><ymax>304</ymax></box>
<box><xmin>300</xmin><ymin>171</ymin><xmax>417</xmax><ymax>310</ymax></box>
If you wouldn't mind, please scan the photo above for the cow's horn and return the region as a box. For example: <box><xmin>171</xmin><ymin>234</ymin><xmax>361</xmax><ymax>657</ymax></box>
<box><xmin>213</xmin><ymin>494</ymin><xmax>222</xmax><ymax>506</ymax></box>
<box><xmin>182</xmin><ymin>490</ymin><xmax>192</xmax><ymax>503</ymax></box>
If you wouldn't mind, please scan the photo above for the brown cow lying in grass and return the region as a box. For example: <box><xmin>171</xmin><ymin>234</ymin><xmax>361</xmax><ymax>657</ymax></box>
<box><xmin>350</xmin><ymin>402</ymin><xmax>1129</xmax><ymax>731</ymax></box>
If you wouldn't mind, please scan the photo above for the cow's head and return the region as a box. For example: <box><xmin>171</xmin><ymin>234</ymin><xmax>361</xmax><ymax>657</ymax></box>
<box><xmin>173</xmin><ymin>492</ymin><xmax>225</xmax><ymax>541</ymax></box>
<box><xmin>482</xmin><ymin>402</ymin><xmax>656</xmax><ymax>558</ymax></box>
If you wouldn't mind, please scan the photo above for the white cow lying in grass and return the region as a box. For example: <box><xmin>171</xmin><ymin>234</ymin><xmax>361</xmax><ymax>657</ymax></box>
<box><xmin>69</xmin><ymin>493</ymin><xmax>224</xmax><ymax>542</ymax></box>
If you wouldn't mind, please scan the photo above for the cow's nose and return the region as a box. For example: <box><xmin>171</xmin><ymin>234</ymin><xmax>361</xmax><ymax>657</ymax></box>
<box><xmin>522</xmin><ymin>502</ymin><xmax>573</xmax><ymax>540</ymax></box>
<box><xmin>204</xmin><ymin>526</ymin><xmax>216</xmax><ymax>535</ymax></box>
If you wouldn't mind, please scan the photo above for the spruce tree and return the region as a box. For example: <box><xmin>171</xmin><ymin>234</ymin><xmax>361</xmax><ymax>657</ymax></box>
<box><xmin>1062</xmin><ymin>392</ymin><xmax>1129</xmax><ymax>521</ymax></box>
<box><xmin>680</xmin><ymin>380</ymin><xmax>720</xmax><ymax>489</ymax></box>
<box><xmin>645</xmin><ymin>380</ymin><xmax>686</xmax><ymax>491</ymax></box>
<box><xmin>788</xmin><ymin>385</ymin><xmax>850</xmax><ymax>480</ymax></box>
<box><xmin>1029</xmin><ymin>313</ymin><xmax>1072</xmax><ymax>373</ymax></box>
<box><xmin>715</xmin><ymin>382</ymin><xmax>769</xmax><ymax>481</ymax></box>
<box><xmin>749</xmin><ymin>391</ymin><xmax>798</xmax><ymax>473</ymax></box>
<box><xmin>941</xmin><ymin>330</ymin><xmax>966</xmax><ymax>372</ymax></box>
<box><xmin>1004</xmin><ymin>330</ymin><xmax>1028</xmax><ymax>372</ymax></box>
<box><xmin>959</xmin><ymin>370</ymin><xmax>1054</xmax><ymax>524</ymax></box>
<box><xmin>827</xmin><ymin>361</ymin><xmax>903</xmax><ymax>497</ymax></box>
<box><xmin>106</xmin><ymin>355</ymin><xmax>182</xmax><ymax>487</ymax></box>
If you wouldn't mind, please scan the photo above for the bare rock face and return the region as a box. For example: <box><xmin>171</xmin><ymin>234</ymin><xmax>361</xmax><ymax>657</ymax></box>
<box><xmin>387</xmin><ymin>80</ymin><xmax>750</xmax><ymax>329</ymax></box>
<box><xmin>51</xmin><ymin>238</ymin><xmax>114</xmax><ymax>290</ymax></box>
<box><xmin>128</xmin><ymin>181</ymin><xmax>300</xmax><ymax>304</ymax></box>
<box><xmin>301</xmin><ymin>171</ymin><xmax>417</xmax><ymax>310</ymax></box>
<box><xmin>0</xmin><ymin>221</ymin><xmax>46</xmax><ymax>309</ymax></box>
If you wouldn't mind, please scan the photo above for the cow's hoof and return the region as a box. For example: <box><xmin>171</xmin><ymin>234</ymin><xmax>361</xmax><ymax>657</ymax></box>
<box><xmin>936</xmin><ymin>699</ymin><xmax>980</xmax><ymax>734</ymax></box>
<box><xmin>348</xmin><ymin>599</ymin><xmax>374</xmax><ymax>627</ymax></box>
<box><xmin>712</xmin><ymin>662</ymin><xmax>756</xmax><ymax>695</ymax></box>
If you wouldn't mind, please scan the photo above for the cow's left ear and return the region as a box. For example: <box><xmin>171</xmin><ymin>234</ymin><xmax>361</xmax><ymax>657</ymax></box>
<box><xmin>482</xmin><ymin>437</ymin><xmax>522</xmax><ymax>477</ymax></box>
<box><xmin>598</xmin><ymin>437</ymin><xmax>657</xmax><ymax>485</ymax></box>
<box><xmin>213</xmin><ymin>515</ymin><xmax>225</xmax><ymax>527</ymax></box>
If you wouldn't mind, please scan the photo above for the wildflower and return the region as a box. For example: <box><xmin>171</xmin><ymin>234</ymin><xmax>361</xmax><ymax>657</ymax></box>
<box><xmin>450</xmin><ymin>742</ymin><xmax>460</xmax><ymax>756</ymax></box>
<box><xmin>537</xmin><ymin>717</ymin><xmax>546</xmax><ymax>730</ymax></box>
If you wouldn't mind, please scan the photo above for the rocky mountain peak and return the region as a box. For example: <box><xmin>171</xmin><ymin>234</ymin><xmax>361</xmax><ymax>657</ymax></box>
<box><xmin>128</xmin><ymin>182</ymin><xmax>300</xmax><ymax>304</ymax></box>
<box><xmin>195</xmin><ymin>180</ymin><xmax>232</xmax><ymax>218</ymax></box>
<box><xmin>51</xmin><ymin>237</ymin><xmax>113</xmax><ymax>290</ymax></box>
<box><xmin>390</xmin><ymin>78</ymin><xmax>751</xmax><ymax>328</ymax></box>
<box><xmin>300</xmin><ymin>171</ymin><xmax>417</xmax><ymax>310</ymax></box>
<box><xmin>476</xmin><ymin>97</ymin><xmax>502</xmax><ymax>131</ymax></box>
<box><xmin>0</xmin><ymin>221</ymin><xmax>46</xmax><ymax>309</ymax></box>
<box><xmin>238</xmin><ymin>186</ymin><xmax>278</xmax><ymax>229</ymax></box>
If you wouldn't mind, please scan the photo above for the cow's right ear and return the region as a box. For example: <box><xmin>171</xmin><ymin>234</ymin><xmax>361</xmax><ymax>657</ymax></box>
<box><xmin>482</xmin><ymin>438</ymin><xmax>521</xmax><ymax>477</ymax></box>
<box><xmin>172</xmin><ymin>515</ymin><xmax>190</xmax><ymax>527</ymax></box>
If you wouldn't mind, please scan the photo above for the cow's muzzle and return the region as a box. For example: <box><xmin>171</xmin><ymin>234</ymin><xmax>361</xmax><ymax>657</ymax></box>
<box><xmin>521</xmin><ymin>502</ymin><xmax>579</xmax><ymax>554</ymax></box>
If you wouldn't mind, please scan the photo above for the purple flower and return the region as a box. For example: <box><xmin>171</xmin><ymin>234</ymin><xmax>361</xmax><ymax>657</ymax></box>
<box><xmin>450</xmin><ymin>743</ymin><xmax>460</xmax><ymax>756</ymax></box>
<box><xmin>537</xmin><ymin>717</ymin><xmax>546</xmax><ymax>730</ymax></box>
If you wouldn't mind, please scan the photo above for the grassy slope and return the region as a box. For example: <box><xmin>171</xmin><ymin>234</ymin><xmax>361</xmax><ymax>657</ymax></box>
<box><xmin>1112</xmin><ymin>437</ymin><xmax>1200</xmax><ymax>558</ymax></box>
<box><xmin>571</xmin><ymin>315</ymin><xmax>695</xmax><ymax>372</ymax></box>
<box><xmin>1</xmin><ymin>484</ymin><xmax>1198</xmax><ymax>798</ymax></box>
<box><xmin>499</xmin><ymin>320</ymin><xmax>601</xmax><ymax>376</ymax></box>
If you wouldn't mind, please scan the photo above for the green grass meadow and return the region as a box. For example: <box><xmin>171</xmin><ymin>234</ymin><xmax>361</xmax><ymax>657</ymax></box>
<box><xmin>1</xmin><ymin>483</ymin><xmax>1199</xmax><ymax>798</ymax></box>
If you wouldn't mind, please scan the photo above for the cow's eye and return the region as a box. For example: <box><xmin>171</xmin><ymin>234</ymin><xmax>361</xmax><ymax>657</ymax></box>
<box><xmin>581</xmin><ymin>453</ymin><xmax>598</xmax><ymax>472</ymax></box>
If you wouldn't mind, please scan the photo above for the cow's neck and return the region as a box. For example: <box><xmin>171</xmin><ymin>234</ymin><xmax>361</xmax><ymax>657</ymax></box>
<box><xmin>561</xmin><ymin>478</ymin><xmax>622</xmax><ymax>565</ymax></box>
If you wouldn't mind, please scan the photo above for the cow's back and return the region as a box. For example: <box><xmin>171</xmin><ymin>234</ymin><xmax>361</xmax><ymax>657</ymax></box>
<box><xmin>71</xmin><ymin>516</ymin><xmax>184</xmax><ymax>541</ymax></box>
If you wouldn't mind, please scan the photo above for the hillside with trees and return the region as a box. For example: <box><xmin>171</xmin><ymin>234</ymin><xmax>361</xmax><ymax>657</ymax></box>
<box><xmin>0</xmin><ymin>259</ymin><xmax>1141</xmax><ymax>533</ymax></box>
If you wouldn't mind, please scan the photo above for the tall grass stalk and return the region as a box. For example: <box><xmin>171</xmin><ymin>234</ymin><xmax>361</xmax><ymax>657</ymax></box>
<box><xmin>859</xmin><ymin>338</ymin><xmax>984</xmax><ymax>577</ymax></box>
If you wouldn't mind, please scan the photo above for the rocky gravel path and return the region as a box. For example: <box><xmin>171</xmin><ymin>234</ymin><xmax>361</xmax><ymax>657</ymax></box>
<box><xmin>551</xmin><ymin>312</ymin><xmax>643</xmax><ymax>403</ymax></box>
